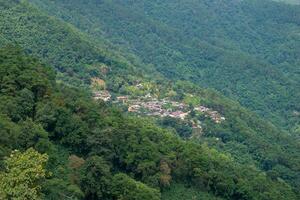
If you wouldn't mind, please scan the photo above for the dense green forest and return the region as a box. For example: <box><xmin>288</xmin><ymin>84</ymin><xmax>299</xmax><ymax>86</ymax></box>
<box><xmin>28</xmin><ymin>0</ymin><xmax>300</xmax><ymax>132</ymax></box>
<box><xmin>0</xmin><ymin>0</ymin><xmax>300</xmax><ymax>199</ymax></box>
<box><xmin>0</xmin><ymin>45</ymin><xmax>298</xmax><ymax>200</ymax></box>
<box><xmin>0</xmin><ymin>0</ymin><xmax>160</xmax><ymax>88</ymax></box>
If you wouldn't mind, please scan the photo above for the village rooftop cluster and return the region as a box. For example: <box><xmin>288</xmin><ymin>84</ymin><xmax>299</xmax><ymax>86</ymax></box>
<box><xmin>93</xmin><ymin>91</ymin><xmax>225</xmax><ymax>124</ymax></box>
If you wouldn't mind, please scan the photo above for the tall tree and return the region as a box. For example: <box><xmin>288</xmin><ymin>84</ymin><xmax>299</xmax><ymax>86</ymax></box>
<box><xmin>111</xmin><ymin>173</ymin><xmax>161</xmax><ymax>200</ymax></box>
<box><xmin>79</xmin><ymin>156</ymin><xmax>112</xmax><ymax>200</ymax></box>
<box><xmin>0</xmin><ymin>148</ymin><xmax>48</xmax><ymax>200</ymax></box>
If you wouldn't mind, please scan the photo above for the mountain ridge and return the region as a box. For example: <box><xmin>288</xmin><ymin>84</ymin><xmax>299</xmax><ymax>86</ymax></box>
<box><xmin>0</xmin><ymin>0</ymin><xmax>300</xmax><ymax>199</ymax></box>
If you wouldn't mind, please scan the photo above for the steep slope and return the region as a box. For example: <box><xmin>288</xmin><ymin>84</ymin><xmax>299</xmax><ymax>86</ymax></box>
<box><xmin>164</xmin><ymin>81</ymin><xmax>300</xmax><ymax>193</ymax></box>
<box><xmin>1</xmin><ymin>46</ymin><xmax>298</xmax><ymax>200</ymax></box>
<box><xmin>1</xmin><ymin>0</ymin><xmax>300</xmax><ymax>198</ymax></box>
<box><xmin>0</xmin><ymin>0</ymin><xmax>159</xmax><ymax>88</ymax></box>
<box><xmin>29</xmin><ymin>0</ymin><xmax>300</xmax><ymax>131</ymax></box>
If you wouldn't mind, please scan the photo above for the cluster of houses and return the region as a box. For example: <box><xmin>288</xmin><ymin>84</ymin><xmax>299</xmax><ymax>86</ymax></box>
<box><xmin>124</xmin><ymin>96</ymin><xmax>190</xmax><ymax>120</ymax></box>
<box><xmin>115</xmin><ymin>94</ymin><xmax>225</xmax><ymax>124</ymax></box>
<box><xmin>93</xmin><ymin>91</ymin><xmax>111</xmax><ymax>102</ymax></box>
<box><xmin>194</xmin><ymin>106</ymin><xmax>225</xmax><ymax>124</ymax></box>
<box><xmin>93</xmin><ymin>90</ymin><xmax>225</xmax><ymax>124</ymax></box>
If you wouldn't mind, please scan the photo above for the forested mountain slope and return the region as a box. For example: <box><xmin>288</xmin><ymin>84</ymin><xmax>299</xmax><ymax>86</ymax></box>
<box><xmin>0</xmin><ymin>0</ymin><xmax>161</xmax><ymax>88</ymax></box>
<box><xmin>1</xmin><ymin>0</ymin><xmax>300</xmax><ymax>199</ymax></box>
<box><xmin>0</xmin><ymin>45</ymin><xmax>298</xmax><ymax>200</ymax></box>
<box><xmin>28</xmin><ymin>0</ymin><xmax>300</xmax><ymax>132</ymax></box>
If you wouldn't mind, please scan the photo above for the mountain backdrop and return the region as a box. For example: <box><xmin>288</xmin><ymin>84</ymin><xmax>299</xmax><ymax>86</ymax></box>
<box><xmin>0</xmin><ymin>0</ymin><xmax>299</xmax><ymax>199</ymax></box>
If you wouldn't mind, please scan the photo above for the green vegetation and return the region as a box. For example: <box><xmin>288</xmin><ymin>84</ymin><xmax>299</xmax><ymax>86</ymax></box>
<box><xmin>0</xmin><ymin>0</ymin><xmax>300</xmax><ymax>199</ymax></box>
<box><xmin>0</xmin><ymin>46</ymin><xmax>299</xmax><ymax>199</ymax></box>
<box><xmin>159</xmin><ymin>81</ymin><xmax>300</xmax><ymax>193</ymax></box>
<box><xmin>111</xmin><ymin>173</ymin><xmax>161</xmax><ymax>200</ymax></box>
<box><xmin>0</xmin><ymin>0</ymin><xmax>156</xmax><ymax>88</ymax></box>
<box><xmin>28</xmin><ymin>0</ymin><xmax>300</xmax><ymax>132</ymax></box>
<box><xmin>0</xmin><ymin>148</ymin><xmax>48</xmax><ymax>200</ymax></box>
<box><xmin>162</xmin><ymin>184</ymin><xmax>224</xmax><ymax>200</ymax></box>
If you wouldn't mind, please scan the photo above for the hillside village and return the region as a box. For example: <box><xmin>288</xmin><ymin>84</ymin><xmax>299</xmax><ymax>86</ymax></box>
<box><xmin>93</xmin><ymin>89</ymin><xmax>226</xmax><ymax>127</ymax></box>
<box><xmin>91</xmin><ymin>77</ymin><xmax>225</xmax><ymax>138</ymax></box>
